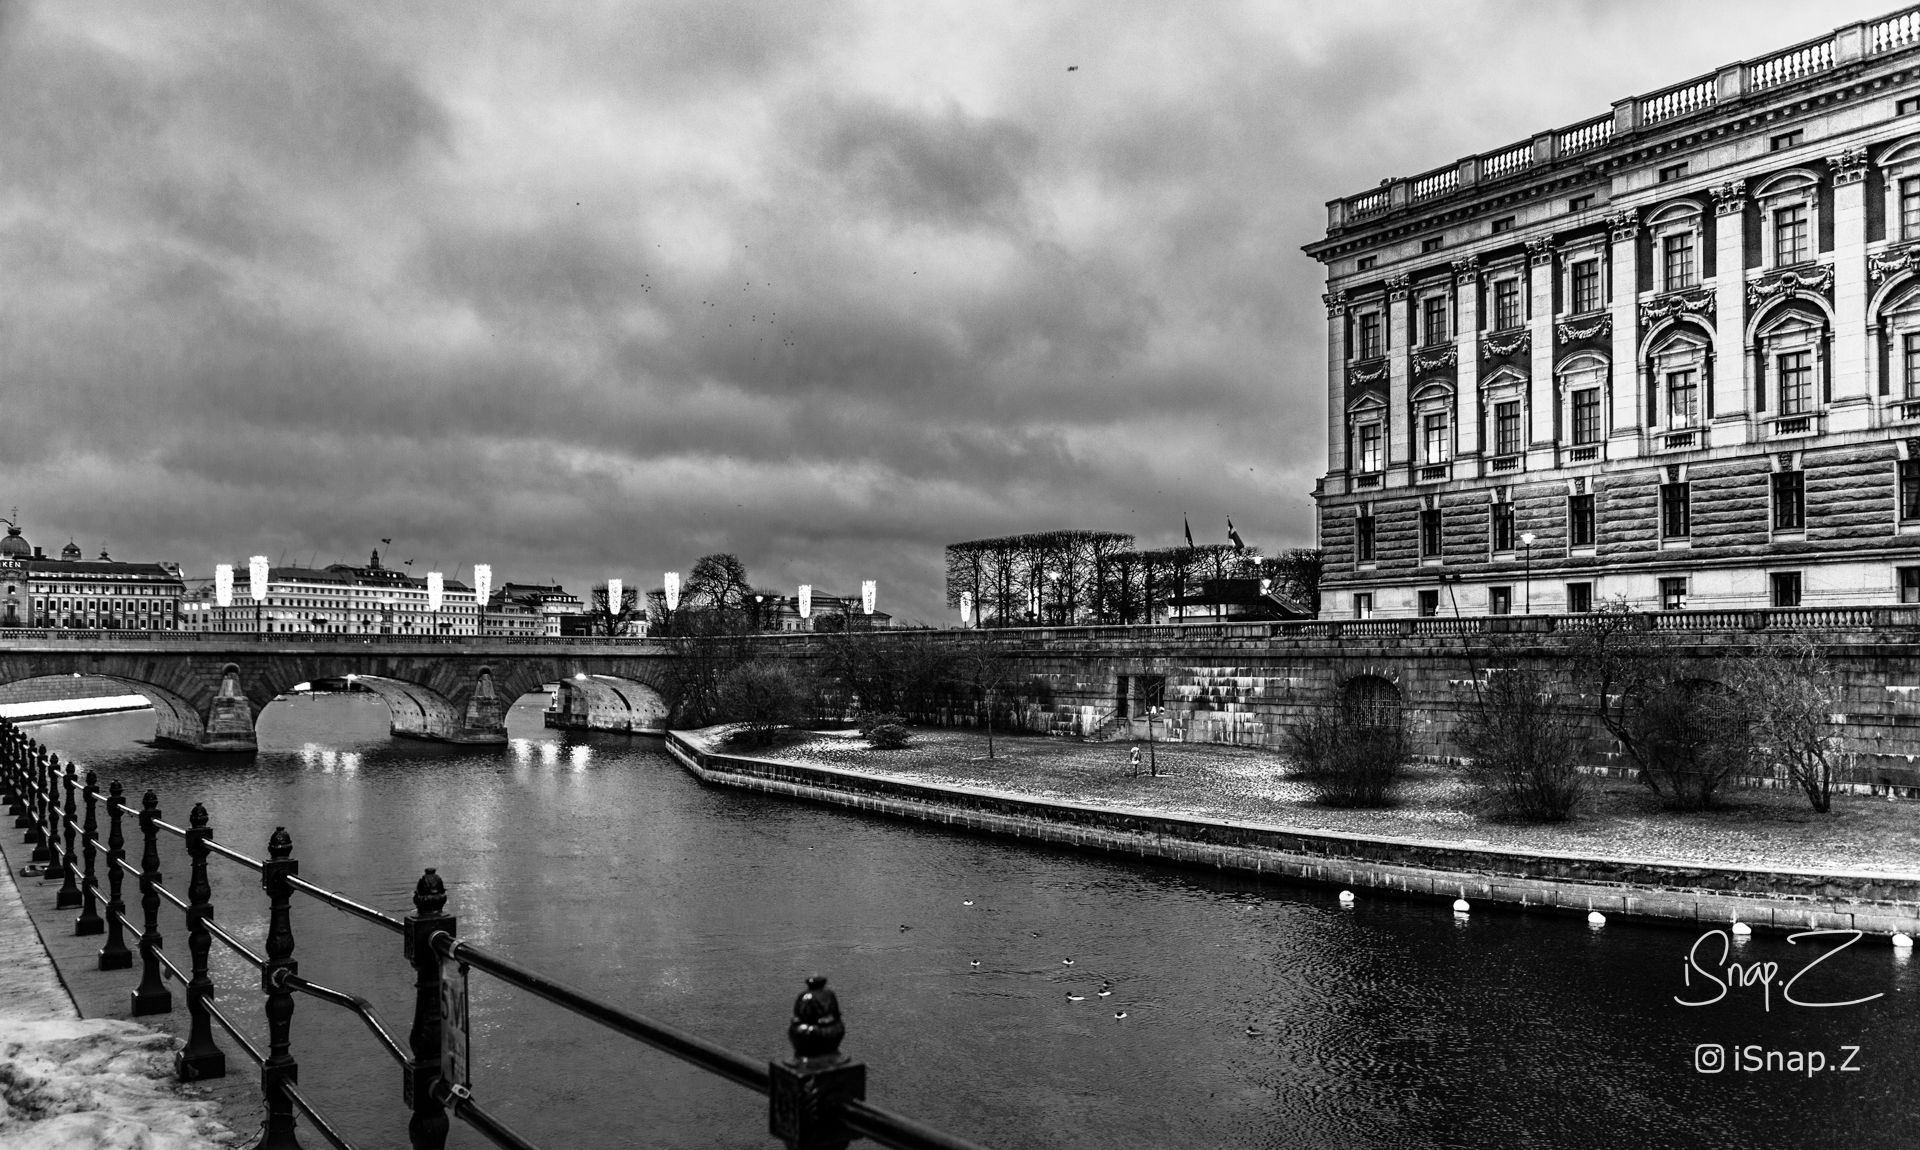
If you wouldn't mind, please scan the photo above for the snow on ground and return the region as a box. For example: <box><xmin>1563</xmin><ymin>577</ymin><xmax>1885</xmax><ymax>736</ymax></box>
<box><xmin>0</xmin><ymin>1017</ymin><xmax>237</xmax><ymax>1149</ymax></box>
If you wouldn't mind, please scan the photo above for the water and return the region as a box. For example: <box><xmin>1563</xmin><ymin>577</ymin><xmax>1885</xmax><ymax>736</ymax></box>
<box><xmin>23</xmin><ymin>696</ymin><xmax>1920</xmax><ymax>1149</ymax></box>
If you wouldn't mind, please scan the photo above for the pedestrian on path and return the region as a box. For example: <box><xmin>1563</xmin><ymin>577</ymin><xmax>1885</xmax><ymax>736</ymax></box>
<box><xmin>1129</xmin><ymin>746</ymin><xmax>1141</xmax><ymax>777</ymax></box>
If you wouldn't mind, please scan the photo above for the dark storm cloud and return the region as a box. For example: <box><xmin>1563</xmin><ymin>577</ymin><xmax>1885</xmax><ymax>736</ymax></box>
<box><xmin>0</xmin><ymin>0</ymin><xmax>1878</xmax><ymax>619</ymax></box>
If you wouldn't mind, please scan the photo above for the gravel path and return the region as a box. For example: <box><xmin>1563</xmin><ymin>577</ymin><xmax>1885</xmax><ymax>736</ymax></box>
<box><xmin>708</xmin><ymin>727</ymin><xmax>1920</xmax><ymax>875</ymax></box>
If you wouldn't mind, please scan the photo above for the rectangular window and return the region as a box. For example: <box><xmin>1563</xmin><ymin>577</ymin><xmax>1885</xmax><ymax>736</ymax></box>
<box><xmin>1777</xmin><ymin>351</ymin><xmax>1813</xmax><ymax>415</ymax></box>
<box><xmin>1659</xmin><ymin>577</ymin><xmax>1687</xmax><ymax>611</ymax></box>
<box><xmin>1489</xmin><ymin>586</ymin><xmax>1512</xmax><ymax>616</ymax></box>
<box><xmin>1357</xmin><ymin>255</ymin><xmax>1377</xmax><ymax>271</ymax></box>
<box><xmin>1353</xmin><ymin>592</ymin><xmax>1373</xmax><ymax>619</ymax></box>
<box><xmin>1492</xmin><ymin>216</ymin><xmax>1515</xmax><ymax>233</ymax></box>
<box><xmin>1661</xmin><ymin>481</ymin><xmax>1691</xmax><ymax>539</ymax></box>
<box><xmin>1422</xmin><ymin>295</ymin><xmax>1448</xmax><ymax>345</ymax></box>
<box><xmin>1568</xmin><ymin>195</ymin><xmax>1593</xmax><ymax>212</ymax></box>
<box><xmin>1570</xmin><ymin>261</ymin><xmax>1600</xmax><ymax>315</ymax></box>
<box><xmin>1356</xmin><ymin>422</ymin><xmax>1382</xmax><ymax>472</ymax></box>
<box><xmin>1494</xmin><ymin>401</ymin><xmax>1522</xmax><ymax>456</ymax></box>
<box><xmin>1420</xmin><ymin>508</ymin><xmax>1443</xmax><ymax>557</ymax></box>
<box><xmin>1569</xmin><ymin>493</ymin><xmax>1596</xmax><ymax>547</ymax></box>
<box><xmin>1356</xmin><ymin>513</ymin><xmax>1376</xmax><ymax>562</ymax></box>
<box><xmin>1422</xmin><ymin>413</ymin><xmax>1450</xmax><ymax>464</ymax></box>
<box><xmin>1357</xmin><ymin>312</ymin><xmax>1382</xmax><ymax>359</ymax></box>
<box><xmin>1566</xmin><ymin>582</ymin><xmax>1593</xmax><ymax>613</ymax></box>
<box><xmin>1902</xmin><ymin>96</ymin><xmax>1920</xmax><ymax>116</ymax></box>
<box><xmin>1905</xmin><ymin>333</ymin><xmax>1920</xmax><ymax>398</ymax></box>
<box><xmin>1572</xmin><ymin>388</ymin><xmax>1602</xmax><ymax>444</ymax></box>
<box><xmin>1772</xmin><ymin>470</ymin><xmax>1805</xmax><ymax>531</ymax></box>
<box><xmin>1770</xmin><ymin>572</ymin><xmax>1803</xmax><ymax>608</ymax></box>
<box><xmin>1902</xmin><ymin>460</ymin><xmax>1920</xmax><ymax>522</ymax></box>
<box><xmin>1492</xmin><ymin>503</ymin><xmax>1515</xmax><ymax>552</ymax></box>
<box><xmin>1493</xmin><ymin>279</ymin><xmax>1521</xmax><ymax>331</ymax></box>
<box><xmin>1901</xmin><ymin>567</ymin><xmax>1920</xmax><ymax>604</ymax></box>
<box><xmin>1659</xmin><ymin>162</ymin><xmax>1688</xmax><ymax>183</ymax></box>
<box><xmin>1423</xmin><ymin>237</ymin><xmax>1443</xmax><ymax>252</ymax></box>
<box><xmin>1770</xmin><ymin>129</ymin><xmax>1803</xmax><ymax>152</ymax></box>
<box><xmin>1418</xmin><ymin>589</ymin><xmax>1440</xmax><ymax>617</ymax></box>
<box><xmin>1906</xmin><ymin>179</ymin><xmax>1920</xmax><ymax>241</ymax></box>
<box><xmin>1773</xmin><ymin>204</ymin><xmax>1810</xmax><ymax>265</ymax></box>
<box><xmin>1666</xmin><ymin>370</ymin><xmax>1699</xmax><ymax>428</ymax></box>
<box><xmin>1662</xmin><ymin>232</ymin><xmax>1696</xmax><ymax>291</ymax></box>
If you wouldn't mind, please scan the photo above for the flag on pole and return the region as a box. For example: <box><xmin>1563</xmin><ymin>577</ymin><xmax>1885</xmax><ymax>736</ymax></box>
<box><xmin>1228</xmin><ymin>518</ymin><xmax>1245</xmax><ymax>551</ymax></box>
<box><xmin>1183</xmin><ymin>516</ymin><xmax>1194</xmax><ymax>550</ymax></box>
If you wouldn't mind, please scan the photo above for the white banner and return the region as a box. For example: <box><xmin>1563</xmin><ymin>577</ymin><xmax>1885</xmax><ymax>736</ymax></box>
<box><xmin>607</xmin><ymin>578</ymin><xmax>622</xmax><ymax>615</ymax></box>
<box><xmin>862</xmin><ymin>580</ymin><xmax>876</xmax><ymax>615</ymax></box>
<box><xmin>427</xmin><ymin>571</ymin><xmax>444</xmax><ymax>613</ymax></box>
<box><xmin>960</xmin><ymin>591</ymin><xmax>973</xmax><ymax>624</ymax></box>
<box><xmin>798</xmin><ymin>584</ymin><xmax>811</xmax><ymax>619</ymax></box>
<box><xmin>473</xmin><ymin>564</ymin><xmax>492</xmax><ymax>606</ymax></box>
<box><xmin>249</xmin><ymin>556</ymin><xmax>269</xmax><ymax>604</ymax></box>
<box><xmin>664</xmin><ymin>571</ymin><xmax>680</xmax><ymax>612</ymax></box>
<box><xmin>215</xmin><ymin>564</ymin><xmax>233</xmax><ymax>608</ymax></box>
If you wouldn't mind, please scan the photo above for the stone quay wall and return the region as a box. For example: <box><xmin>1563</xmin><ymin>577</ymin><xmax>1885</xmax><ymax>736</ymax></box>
<box><xmin>665</xmin><ymin>732</ymin><xmax>1920</xmax><ymax>935</ymax></box>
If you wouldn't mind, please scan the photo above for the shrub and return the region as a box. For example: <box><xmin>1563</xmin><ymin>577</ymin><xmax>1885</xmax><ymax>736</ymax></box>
<box><xmin>1455</xmin><ymin>667</ymin><xmax>1585</xmax><ymax>822</ymax></box>
<box><xmin>713</xmin><ymin>659</ymin><xmax>812</xmax><ymax>747</ymax></box>
<box><xmin>1283</xmin><ymin>699</ymin><xmax>1408</xmax><ymax>808</ymax></box>
<box><xmin>867</xmin><ymin>723</ymin><xmax>911</xmax><ymax>750</ymax></box>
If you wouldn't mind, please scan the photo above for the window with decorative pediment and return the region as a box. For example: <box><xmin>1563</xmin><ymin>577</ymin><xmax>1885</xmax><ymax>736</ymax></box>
<box><xmin>1412</xmin><ymin>382</ymin><xmax>1453</xmax><ymax>465</ymax></box>
<box><xmin>1754</xmin><ymin>170</ymin><xmax>1821</xmax><ymax>271</ymax></box>
<box><xmin>1648</xmin><ymin>201</ymin><xmax>1703</xmax><ymax>293</ymax></box>
<box><xmin>1481</xmin><ymin>368</ymin><xmax>1528</xmax><ymax>462</ymax></box>
<box><xmin>1557</xmin><ymin>353</ymin><xmax>1608</xmax><ymax>445</ymax></box>
<box><xmin>1646</xmin><ymin>327</ymin><xmax>1711</xmax><ymax>429</ymax></box>
<box><xmin>1880</xmin><ymin>138</ymin><xmax>1920</xmax><ymax>241</ymax></box>
<box><xmin>1348</xmin><ymin>394</ymin><xmax>1386</xmax><ymax>473</ymax></box>
<box><xmin>1753</xmin><ymin>305</ymin><xmax>1828</xmax><ymax>416</ymax></box>
<box><xmin>1877</xmin><ymin>281</ymin><xmax>1920</xmax><ymax>399</ymax></box>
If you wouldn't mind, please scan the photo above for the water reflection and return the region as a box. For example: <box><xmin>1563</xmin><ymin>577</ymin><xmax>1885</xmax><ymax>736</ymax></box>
<box><xmin>17</xmin><ymin>699</ymin><xmax>1920</xmax><ymax>1150</ymax></box>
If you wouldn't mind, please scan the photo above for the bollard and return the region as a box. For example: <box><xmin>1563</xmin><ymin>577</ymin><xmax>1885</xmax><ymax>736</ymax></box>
<box><xmin>176</xmin><ymin>803</ymin><xmax>225</xmax><ymax>1081</ymax></box>
<box><xmin>75</xmin><ymin>771</ymin><xmax>103</xmax><ymax>935</ymax></box>
<box><xmin>131</xmin><ymin>791</ymin><xmax>171</xmax><ymax>1015</ymax></box>
<box><xmin>99</xmin><ymin>782</ymin><xmax>132</xmax><ymax>970</ymax></box>
<box><xmin>769</xmin><ymin>976</ymin><xmax>867</xmax><ymax>1150</ymax></box>
<box><xmin>56</xmin><ymin>762</ymin><xmax>82</xmax><ymax>908</ymax></box>
<box><xmin>257</xmin><ymin>827</ymin><xmax>302</xmax><ymax>1150</ymax></box>
<box><xmin>404</xmin><ymin>868</ymin><xmax>455</xmax><ymax>1150</ymax></box>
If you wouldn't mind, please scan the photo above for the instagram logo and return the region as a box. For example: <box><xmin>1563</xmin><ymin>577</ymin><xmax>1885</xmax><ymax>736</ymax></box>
<box><xmin>1694</xmin><ymin>1044</ymin><xmax>1726</xmax><ymax>1074</ymax></box>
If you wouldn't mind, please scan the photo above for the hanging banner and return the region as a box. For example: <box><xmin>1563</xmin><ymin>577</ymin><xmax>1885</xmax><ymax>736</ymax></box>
<box><xmin>472</xmin><ymin>564</ymin><xmax>492</xmax><ymax>606</ymax></box>
<box><xmin>607</xmin><ymin>578</ymin><xmax>623</xmax><ymax>616</ymax></box>
<box><xmin>664</xmin><ymin>571</ymin><xmax>680</xmax><ymax>612</ymax></box>
<box><xmin>249</xmin><ymin>556</ymin><xmax>270</xmax><ymax>604</ymax></box>
<box><xmin>798</xmin><ymin>584</ymin><xmax>811</xmax><ymax>619</ymax></box>
<box><xmin>960</xmin><ymin>591</ymin><xmax>973</xmax><ymax>624</ymax></box>
<box><xmin>427</xmin><ymin>572</ymin><xmax>444</xmax><ymax>613</ymax></box>
<box><xmin>215</xmin><ymin>564</ymin><xmax>234</xmax><ymax>609</ymax></box>
<box><xmin>862</xmin><ymin>580</ymin><xmax>876</xmax><ymax>615</ymax></box>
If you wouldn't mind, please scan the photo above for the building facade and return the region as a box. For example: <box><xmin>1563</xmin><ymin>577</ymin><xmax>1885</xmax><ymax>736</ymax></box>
<box><xmin>0</xmin><ymin>525</ymin><xmax>186</xmax><ymax>629</ymax></box>
<box><xmin>181</xmin><ymin>551</ymin><xmax>478</xmax><ymax>635</ymax></box>
<box><xmin>1304</xmin><ymin>10</ymin><xmax>1920</xmax><ymax>617</ymax></box>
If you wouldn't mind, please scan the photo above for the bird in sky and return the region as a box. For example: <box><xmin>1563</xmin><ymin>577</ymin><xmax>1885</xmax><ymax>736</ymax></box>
<box><xmin>1067</xmin><ymin>65</ymin><xmax>1078</xmax><ymax>71</ymax></box>
<box><xmin>381</xmin><ymin>538</ymin><xmax>392</xmax><ymax>545</ymax></box>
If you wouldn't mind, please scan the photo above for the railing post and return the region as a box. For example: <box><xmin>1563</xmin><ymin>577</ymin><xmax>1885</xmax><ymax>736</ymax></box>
<box><xmin>769</xmin><ymin>975</ymin><xmax>867</xmax><ymax>1150</ymax></box>
<box><xmin>255</xmin><ymin>827</ymin><xmax>302</xmax><ymax>1150</ymax></box>
<box><xmin>403</xmin><ymin>868</ymin><xmax>455</xmax><ymax>1150</ymax></box>
<box><xmin>177</xmin><ymin>802</ymin><xmax>225</xmax><ymax>1081</ymax></box>
<box><xmin>131</xmin><ymin>790</ymin><xmax>171</xmax><ymax>1015</ymax></box>
<box><xmin>26</xmin><ymin>749</ymin><xmax>51</xmax><ymax>863</ymax></box>
<box><xmin>75</xmin><ymin>771</ymin><xmax>104</xmax><ymax>935</ymax></box>
<box><xmin>99</xmin><ymin>781</ymin><xmax>132</xmax><ymax>970</ymax></box>
<box><xmin>56</xmin><ymin>761</ymin><xmax>82</xmax><ymax>908</ymax></box>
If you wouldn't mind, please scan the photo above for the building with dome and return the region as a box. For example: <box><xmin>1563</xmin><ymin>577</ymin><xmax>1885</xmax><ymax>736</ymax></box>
<box><xmin>0</xmin><ymin>520</ymin><xmax>187</xmax><ymax>629</ymax></box>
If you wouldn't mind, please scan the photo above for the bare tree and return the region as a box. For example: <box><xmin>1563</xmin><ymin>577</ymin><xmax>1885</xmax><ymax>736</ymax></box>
<box><xmin>586</xmin><ymin>583</ymin><xmax>641</xmax><ymax>637</ymax></box>
<box><xmin>950</xmin><ymin>634</ymin><xmax>1020</xmax><ymax>759</ymax></box>
<box><xmin>687</xmin><ymin>553</ymin><xmax>754</xmax><ymax>615</ymax></box>
<box><xmin>1721</xmin><ymin>635</ymin><xmax>1849</xmax><ymax>813</ymax></box>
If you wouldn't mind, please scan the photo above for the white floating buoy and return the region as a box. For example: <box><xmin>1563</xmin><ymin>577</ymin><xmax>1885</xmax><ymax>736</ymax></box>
<box><xmin>1893</xmin><ymin>933</ymin><xmax>1914</xmax><ymax>949</ymax></box>
<box><xmin>1731</xmin><ymin>921</ymin><xmax>1753</xmax><ymax>936</ymax></box>
<box><xmin>1338</xmin><ymin>890</ymin><xmax>1356</xmax><ymax>904</ymax></box>
<box><xmin>1587</xmin><ymin>911</ymin><xmax>1607</xmax><ymax>926</ymax></box>
<box><xmin>1452</xmin><ymin>898</ymin><xmax>1471</xmax><ymax>913</ymax></box>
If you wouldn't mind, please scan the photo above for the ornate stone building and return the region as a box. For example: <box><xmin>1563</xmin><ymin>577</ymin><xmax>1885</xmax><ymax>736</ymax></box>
<box><xmin>1304</xmin><ymin>10</ymin><xmax>1920</xmax><ymax>617</ymax></box>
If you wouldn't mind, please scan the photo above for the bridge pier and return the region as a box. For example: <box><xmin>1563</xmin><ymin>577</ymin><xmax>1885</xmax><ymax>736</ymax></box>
<box><xmin>544</xmin><ymin>676</ymin><xmax>668</xmax><ymax>735</ymax></box>
<box><xmin>154</xmin><ymin>666</ymin><xmax>258</xmax><ymax>754</ymax></box>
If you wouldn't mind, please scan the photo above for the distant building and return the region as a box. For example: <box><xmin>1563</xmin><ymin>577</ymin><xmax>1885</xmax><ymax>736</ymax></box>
<box><xmin>180</xmin><ymin>550</ymin><xmax>477</xmax><ymax>635</ymax></box>
<box><xmin>1165</xmin><ymin>578</ymin><xmax>1313</xmax><ymax>624</ymax></box>
<box><xmin>758</xmin><ymin>591</ymin><xmax>892</xmax><ymax>632</ymax></box>
<box><xmin>494</xmin><ymin>583</ymin><xmax>579</xmax><ymax>637</ymax></box>
<box><xmin>0</xmin><ymin>523</ymin><xmax>185</xmax><ymax>629</ymax></box>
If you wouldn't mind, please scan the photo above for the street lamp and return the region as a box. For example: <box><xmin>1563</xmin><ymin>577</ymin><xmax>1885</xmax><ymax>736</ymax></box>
<box><xmin>754</xmin><ymin>594</ymin><xmax>764</xmax><ymax>632</ymax></box>
<box><xmin>1520</xmin><ymin>532</ymin><xmax>1536</xmax><ymax>615</ymax></box>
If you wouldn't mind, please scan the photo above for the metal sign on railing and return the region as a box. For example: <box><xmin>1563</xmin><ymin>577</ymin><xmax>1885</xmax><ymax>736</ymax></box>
<box><xmin>440</xmin><ymin>955</ymin><xmax>471</xmax><ymax>1089</ymax></box>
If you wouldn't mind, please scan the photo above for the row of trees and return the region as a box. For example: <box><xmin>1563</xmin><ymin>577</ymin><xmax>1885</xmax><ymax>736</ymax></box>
<box><xmin>944</xmin><ymin>531</ymin><xmax>1323</xmax><ymax>625</ymax></box>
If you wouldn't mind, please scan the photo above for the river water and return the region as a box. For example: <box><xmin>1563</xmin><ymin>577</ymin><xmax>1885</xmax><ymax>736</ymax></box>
<box><xmin>21</xmin><ymin>695</ymin><xmax>1919</xmax><ymax>1150</ymax></box>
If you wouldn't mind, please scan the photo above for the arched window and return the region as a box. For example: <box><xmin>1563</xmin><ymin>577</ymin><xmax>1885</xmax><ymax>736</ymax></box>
<box><xmin>1557</xmin><ymin>353</ymin><xmax>1609</xmax><ymax>447</ymax></box>
<box><xmin>1648</xmin><ymin>200</ymin><xmax>1706</xmax><ymax>293</ymax></box>
<box><xmin>1412</xmin><ymin>382</ymin><xmax>1454</xmax><ymax>468</ymax></box>
<box><xmin>1753</xmin><ymin>170</ymin><xmax>1822</xmax><ymax>270</ymax></box>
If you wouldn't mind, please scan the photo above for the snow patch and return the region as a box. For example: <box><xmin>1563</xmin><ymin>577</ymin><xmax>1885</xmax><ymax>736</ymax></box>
<box><xmin>0</xmin><ymin>1017</ymin><xmax>236</xmax><ymax>1149</ymax></box>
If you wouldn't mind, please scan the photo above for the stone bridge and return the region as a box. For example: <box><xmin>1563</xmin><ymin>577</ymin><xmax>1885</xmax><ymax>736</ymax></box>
<box><xmin>0</xmin><ymin>636</ymin><xmax>676</xmax><ymax>752</ymax></box>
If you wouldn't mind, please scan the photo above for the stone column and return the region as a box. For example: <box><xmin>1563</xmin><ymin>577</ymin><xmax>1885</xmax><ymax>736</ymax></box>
<box><xmin>1325</xmin><ymin>292</ymin><xmax>1348</xmax><ymax>474</ymax></box>
<box><xmin>1607</xmin><ymin>211</ymin><xmax>1643</xmax><ymax>458</ymax></box>
<box><xmin>1387</xmin><ymin>275</ymin><xmax>1411</xmax><ymax>469</ymax></box>
<box><xmin>1526</xmin><ymin>239</ymin><xmax>1557</xmax><ymax>467</ymax></box>
<box><xmin>1453</xmin><ymin>257</ymin><xmax>1482</xmax><ymax>459</ymax></box>
<box><xmin>1711</xmin><ymin>179</ymin><xmax>1752</xmax><ymax>445</ymax></box>
<box><xmin>1829</xmin><ymin>148</ymin><xmax>1873</xmax><ymax>431</ymax></box>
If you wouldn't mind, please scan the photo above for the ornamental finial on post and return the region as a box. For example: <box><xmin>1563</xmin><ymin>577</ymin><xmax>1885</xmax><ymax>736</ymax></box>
<box><xmin>414</xmin><ymin>867</ymin><xmax>447</xmax><ymax>916</ymax></box>
<box><xmin>787</xmin><ymin>975</ymin><xmax>846</xmax><ymax>1063</ymax></box>
<box><xmin>267</xmin><ymin>826</ymin><xmax>292</xmax><ymax>861</ymax></box>
<box><xmin>770</xmin><ymin>975</ymin><xmax>866</xmax><ymax>1150</ymax></box>
<box><xmin>190</xmin><ymin>802</ymin><xmax>208</xmax><ymax>830</ymax></box>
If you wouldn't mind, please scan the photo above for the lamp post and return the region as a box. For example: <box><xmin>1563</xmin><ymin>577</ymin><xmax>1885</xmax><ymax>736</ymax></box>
<box><xmin>1520</xmin><ymin>531</ymin><xmax>1535</xmax><ymax>615</ymax></box>
<box><xmin>754</xmin><ymin>594</ymin><xmax>764</xmax><ymax>632</ymax></box>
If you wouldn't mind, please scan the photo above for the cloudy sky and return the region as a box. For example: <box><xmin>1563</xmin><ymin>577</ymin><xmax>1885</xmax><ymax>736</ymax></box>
<box><xmin>0</xmin><ymin>0</ymin><xmax>1889</xmax><ymax>621</ymax></box>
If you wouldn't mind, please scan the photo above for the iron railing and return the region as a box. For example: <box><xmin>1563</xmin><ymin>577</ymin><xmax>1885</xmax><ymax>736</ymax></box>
<box><xmin>0</xmin><ymin>719</ymin><xmax>988</xmax><ymax>1150</ymax></box>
